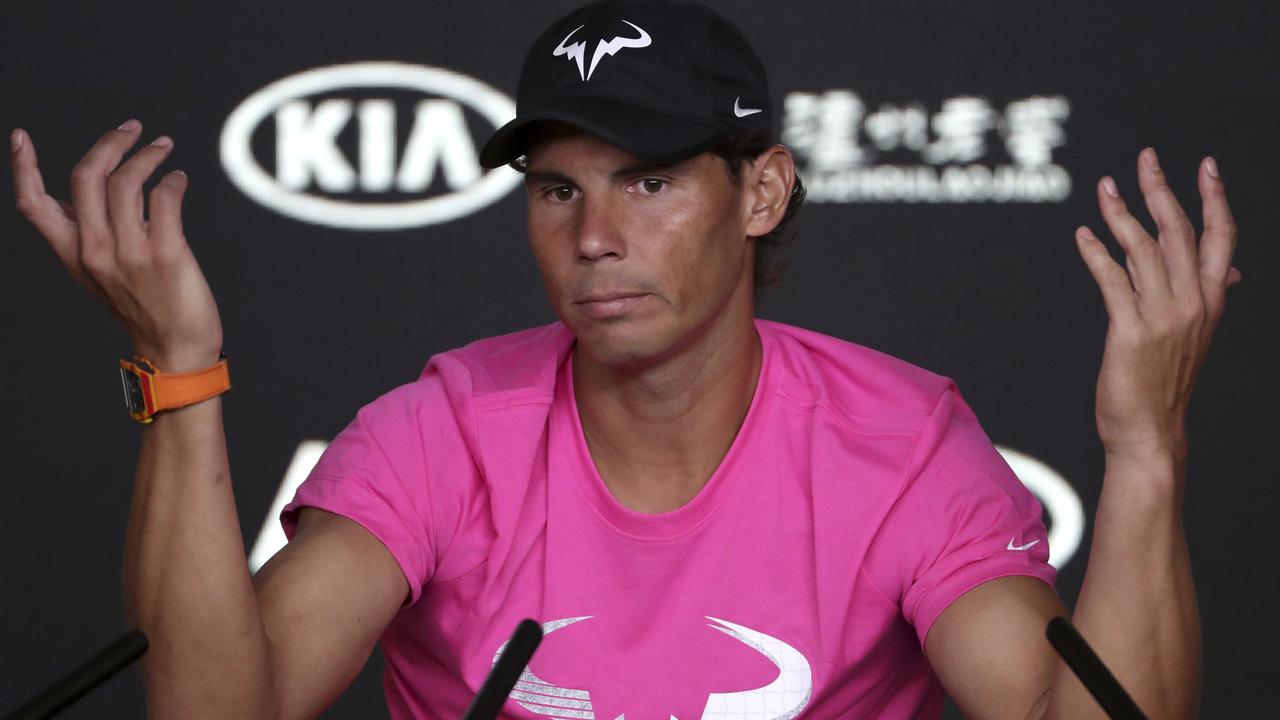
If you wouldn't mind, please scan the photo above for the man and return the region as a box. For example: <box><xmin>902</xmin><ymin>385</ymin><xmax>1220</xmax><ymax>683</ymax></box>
<box><xmin>8</xmin><ymin>0</ymin><xmax>1241</xmax><ymax>717</ymax></box>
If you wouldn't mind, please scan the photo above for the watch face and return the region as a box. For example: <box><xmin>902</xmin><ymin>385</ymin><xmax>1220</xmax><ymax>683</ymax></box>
<box><xmin>119</xmin><ymin>366</ymin><xmax>146</xmax><ymax>414</ymax></box>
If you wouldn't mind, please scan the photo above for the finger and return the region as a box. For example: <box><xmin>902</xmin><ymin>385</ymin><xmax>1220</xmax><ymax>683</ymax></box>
<box><xmin>1227</xmin><ymin>266</ymin><xmax>1242</xmax><ymax>287</ymax></box>
<box><xmin>11</xmin><ymin>129</ymin><xmax>58</xmax><ymax>206</ymax></box>
<box><xmin>10</xmin><ymin>129</ymin><xmax>79</xmax><ymax>263</ymax></box>
<box><xmin>147</xmin><ymin>169</ymin><xmax>189</xmax><ymax>255</ymax></box>
<box><xmin>69</xmin><ymin>119</ymin><xmax>143</xmax><ymax>271</ymax></box>
<box><xmin>108</xmin><ymin>135</ymin><xmax>176</xmax><ymax>258</ymax></box>
<box><xmin>1075</xmin><ymin>225</ymin><xmax>1140</xmax><ymax>326</ymax></box>
<box><xmin>1197</xmin><ymin>156</ymin><xmax>1238</xmax><ymax>298</ymax></box>
<box><xmin>1135</xmin><ymin>147</ymin><xmax>1200</xmax><ymax>303</ymax></box>
<box><xmin>1096</xmin><ymin>174</ymin><xmax>1173</xmax><ymax>306</ymax></box>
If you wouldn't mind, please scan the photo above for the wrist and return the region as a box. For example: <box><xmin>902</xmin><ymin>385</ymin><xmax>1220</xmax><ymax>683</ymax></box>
<box><xmin>1102</xmin><ymin>431</ymin><xmax>1188</xmax><ymax>465</ymax></box>
<box><xmin>1102</xmin><ymin>446</ymin><xmax>1187</xmax><ymax>507</ymax></box>
<box><xmin>119</xmin><ymin>352</ymin><xmax>231</xmax><ymax>424</ymax></box>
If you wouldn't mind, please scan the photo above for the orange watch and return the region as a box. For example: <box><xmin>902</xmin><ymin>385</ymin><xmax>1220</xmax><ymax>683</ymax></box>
<box><xmin>118</xmin><ymin>353</ymin><xmax>231</xmax><ymax>424</ymax></box>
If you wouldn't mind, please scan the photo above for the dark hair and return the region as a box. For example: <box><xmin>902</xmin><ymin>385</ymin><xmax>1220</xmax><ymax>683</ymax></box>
<box><xmin>709</xmin><ymin>128</ymin><xmax>806</xmax><ymax>287</ymax></box>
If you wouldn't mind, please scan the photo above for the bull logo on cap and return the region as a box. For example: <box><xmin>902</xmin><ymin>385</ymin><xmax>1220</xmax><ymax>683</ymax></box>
<box><xmin>553</xmin><ymin>20</ymin><xmax>653</xmax><ymax>81</ymax></box>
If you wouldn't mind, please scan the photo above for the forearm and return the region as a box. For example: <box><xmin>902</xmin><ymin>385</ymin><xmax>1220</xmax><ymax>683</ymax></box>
<box><xmin>121</xmin><ymin>395</ymin><xmax>279</xmax><ymax>719</ymax></box>
<box><xmin>1044</xmin><ymin>447</ymin><xmax>1200</xmax><ymax>719</ymax></box>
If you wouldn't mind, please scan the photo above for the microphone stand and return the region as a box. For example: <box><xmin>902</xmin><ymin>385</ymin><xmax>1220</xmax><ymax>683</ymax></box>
<box><xmin>3</xmin><ymin>630</ymin><xmax>148</xmax><ymax>720</ymax></box>
<box><xmin>463</xmin><ymin>619</ymin><xmax>544</xmax><ymax>720</ymax></box>
<box><xmin>1046</xmin><ymin>616</ymin><xmax>1148</xmax><ymax>720</ymax></box>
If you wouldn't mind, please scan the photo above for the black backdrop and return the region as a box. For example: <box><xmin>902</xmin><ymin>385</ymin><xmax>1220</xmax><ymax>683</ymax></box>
<box><xmin>2</xmin><ymin>1</ymin><xmax>1276</xmax><ymax>717</ymax></box>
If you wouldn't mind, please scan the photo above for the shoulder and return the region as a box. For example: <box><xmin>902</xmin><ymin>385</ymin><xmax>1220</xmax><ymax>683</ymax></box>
<box><xmin>417</xmin><ymin>321</ymin><xmax>573</xmax><ymax>402</ymax></box>
<box><xmin>758</xmin><ymin>319</ymin><xmax>956</xmax><ymax>437</ymax></box>
<box><xmin>341</xmin><ymin>322</ymin><xmax>572</xmax><ymax>436</ymax></box>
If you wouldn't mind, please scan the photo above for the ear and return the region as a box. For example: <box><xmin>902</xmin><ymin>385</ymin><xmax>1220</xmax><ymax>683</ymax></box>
<box><xmin>742</xmin><ymin>145</ymin><xmax>797</xmax><ymax>238</ymax></box>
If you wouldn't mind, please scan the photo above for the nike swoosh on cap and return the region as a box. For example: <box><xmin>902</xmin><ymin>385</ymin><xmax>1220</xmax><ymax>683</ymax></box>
<box><xmin>734</xmin><ymin>96</ymin><xmax>762</xmax><ymax>117</ymax></box>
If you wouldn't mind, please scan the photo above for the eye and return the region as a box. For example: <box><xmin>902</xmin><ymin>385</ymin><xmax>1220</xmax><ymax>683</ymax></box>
<box><xmin>633</xmin><ymin>178</ymin><xmax>666</xmax><ymax>195</ymax></box>
<box><xmin>547</xmin><ymin>185</ymin><xmax>578</xmax><ymax>202</ymax></box>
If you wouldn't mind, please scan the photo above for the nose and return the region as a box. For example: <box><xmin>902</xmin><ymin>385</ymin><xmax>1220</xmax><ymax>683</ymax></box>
<box><xmin>573</xmin><ymin>192</ymin><xmax>626</xmax><ymax>263</ymax></box>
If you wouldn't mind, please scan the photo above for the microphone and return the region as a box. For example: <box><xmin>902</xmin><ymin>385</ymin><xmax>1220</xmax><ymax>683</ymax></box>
<box><xmin>1045</xmin><ymin>617</ymin><xmax>1148</xmax><ymax>720</ymax></box>
<box><xmin>3</xmin><ymin>630</ymin><xmax>148</xmax><ymax>720</ymax></box>
<box><xmin>462</xmin><ymin>619</ymin><xmax>545</xmax><ymax>720</ymax></box>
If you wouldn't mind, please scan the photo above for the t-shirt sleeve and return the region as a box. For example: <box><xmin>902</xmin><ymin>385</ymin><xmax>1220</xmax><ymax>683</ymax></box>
<box><xmin>867</xmin><ymin>383</ymin><xmax>1058</xmax><ymax>650</ymax></box>
<box><xmin>279</xmin><ymin>383</ymin><xmax>439</xmax><ymax>608</ymax></box>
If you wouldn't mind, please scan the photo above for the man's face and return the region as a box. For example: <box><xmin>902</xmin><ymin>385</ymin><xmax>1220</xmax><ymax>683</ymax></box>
<box><xmin>523</xmin><ymin>123</ymin><xmax>755</xmax><ymax>368</ymax></box>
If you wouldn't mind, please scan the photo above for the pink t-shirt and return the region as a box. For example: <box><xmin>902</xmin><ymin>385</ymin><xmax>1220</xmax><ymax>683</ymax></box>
<box><xmin>281</xmin><ymin>319</ymin><xmax>1055</xmax><ymax>719</ymax></box>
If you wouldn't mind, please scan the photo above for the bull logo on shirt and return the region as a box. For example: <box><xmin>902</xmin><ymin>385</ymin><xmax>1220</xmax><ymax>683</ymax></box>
<box><xmin>491</xmin><ymin>616</ymin><xmax>813</xmax><ymax>719</ymax></box>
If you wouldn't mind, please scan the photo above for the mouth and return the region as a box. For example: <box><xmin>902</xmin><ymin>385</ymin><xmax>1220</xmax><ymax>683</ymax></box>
<box><xmin>573</xmin><ymin>292</ymin><xmax>652</xmax><ymax>319</ymax></box>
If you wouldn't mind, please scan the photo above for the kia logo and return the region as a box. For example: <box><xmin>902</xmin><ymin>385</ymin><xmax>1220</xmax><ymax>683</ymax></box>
<box><xmin>220</xmin><ymin>62</ymin><xmax>521</xmax><ymax>230</ymax></box>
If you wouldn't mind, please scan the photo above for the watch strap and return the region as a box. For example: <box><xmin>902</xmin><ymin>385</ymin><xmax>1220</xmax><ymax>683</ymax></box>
<box><xmin>150</xmin><ymin>357</ymin><xmax>231</xmax><ymax>412</ymax></box>
<box><xmin>119</xmin><ymin>354</ymin><xmax>231</xmax><ymax>423</ymax></box>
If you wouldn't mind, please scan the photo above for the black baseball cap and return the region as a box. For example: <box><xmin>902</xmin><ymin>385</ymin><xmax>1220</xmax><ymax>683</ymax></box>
<box><xmin>478</xmin><ymin>0</ymin><xmax>774</xmax><ymax>170</ymax></box>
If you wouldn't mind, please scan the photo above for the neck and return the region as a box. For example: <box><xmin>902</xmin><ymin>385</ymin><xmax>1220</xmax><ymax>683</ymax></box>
<box><xmin>572</xmin><ymin>302</ymin><xmax>762</xmax><ymax>514</ymax></box>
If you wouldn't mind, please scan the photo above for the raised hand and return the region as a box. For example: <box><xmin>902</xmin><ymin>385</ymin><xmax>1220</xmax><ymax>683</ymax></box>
<box><xmin>11</xmin><ymin>120</ymin><xmax>223</xmax><ymax>372</ymax></box>
<box><xmin>1074</xmin><ymin>148</ymin><xmax>1241</xmax><ymax>461</ymax></box>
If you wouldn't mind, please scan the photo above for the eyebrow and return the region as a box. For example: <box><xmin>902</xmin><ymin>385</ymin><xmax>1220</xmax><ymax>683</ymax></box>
<box><xmin>523</xmin><ymin>169</ymin><xmax>575</xmax><ymax>188</ymax></box>
<box><xmin>523</xmin><ymin>159</ymin><xmax>689</xmax><ymax>188</ymax></box>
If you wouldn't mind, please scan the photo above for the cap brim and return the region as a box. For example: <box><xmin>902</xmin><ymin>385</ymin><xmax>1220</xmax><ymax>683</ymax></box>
<box><xmin>479</xmin><ymin>94</ymin><xmax>729</xmax><ymax>169</ymax></box>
